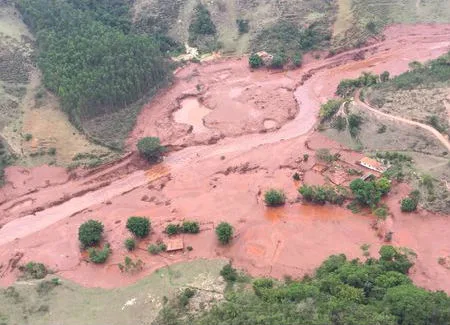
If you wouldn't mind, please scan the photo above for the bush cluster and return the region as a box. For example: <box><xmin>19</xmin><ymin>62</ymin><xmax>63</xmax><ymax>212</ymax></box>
<box><xmin>165</xmin><ymin>221</ymin><xmax>200</xmax><ymax>236</ymax></box>
<box><xmin>299</xmin><ymin>184</ymin><xmax>347</xmax><ymax>205</ymax></box>
<box><xmin>319</xmin><ymin>99</ymin><xmax>344</xmax><ymax>121</ymax></box>
<box><xmin>88</xmin><ymin>244</ymin><xmax>111</xmax><ymax>264</ymax></box>
<box><xmin>215</xmin><ymin>222</ymin><xmax>233</xmax><ymax>245</ymax></box>
<box><xmin>78</xmin><ymin>220</ymin><xmax>104</xmax><ymax>248</ymax></box>
<box><xmin>220</xmin><ymin>263</ymin><xmax>238</xmax><ymax>282</ymax></box>
<box><xmin>137</xmin><ymin>137</ymin><xmax>165</xmax><ymax>163</ymax></box>
<box><xmin>148</xmin><ymin>243</ymin><xmax>167</xmax><ymax>255</ymax></box>
<box><xmin>264</xmin><ymin>189</ymin><xmax>286</xmax><ymax>206</ymax></box>
<box><xmin>249</xmin><ymin>53</ymin><xmax>263</xmax><ymax>68</ymax></box>
<box><xmin>124</xmin><ymin>238</ymin><xmax>136</xmax><ymax>251</ymax></box>
<box><xmin>349</xmin><ymin>177</ymin><xmax>391</xmax><ymax>208</ymax></box>
<box><xmin>19</xmin><ymin>262</ymin><xmax>49</xmax><ymax>280</ymax></box>
<box><xmin>336</xmin><ymin>72</ymin><xmax>378</xmax><ymax>97</ymax></box>
<box><xmin>126</xmin><ymin>216</ymin><xmax>150</xmax><ymax>238</ymax></box>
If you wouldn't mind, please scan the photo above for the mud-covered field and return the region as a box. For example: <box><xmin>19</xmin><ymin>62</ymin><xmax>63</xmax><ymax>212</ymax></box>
<box><xmin>0</xmin><ymin>25</ymin><xmax>449</xmax><ymax>305</ymax></box>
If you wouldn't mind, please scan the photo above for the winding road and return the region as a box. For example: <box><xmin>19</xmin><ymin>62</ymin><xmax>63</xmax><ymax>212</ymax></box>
<box><xmin>355</xmin><ymin>90</ymin><xmax>450</xmax><ymax>152</ymax></box>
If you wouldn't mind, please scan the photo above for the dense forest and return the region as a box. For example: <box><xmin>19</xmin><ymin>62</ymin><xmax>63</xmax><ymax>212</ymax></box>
<box><xmin>154</xmin><ymin>246</ymin><xmax>450</xmax><ymax>325</ymax></box>
<box><xmin>17</xmin><ymin>0</ymin><xmax>172</xmax><ymax>126</ymax></box>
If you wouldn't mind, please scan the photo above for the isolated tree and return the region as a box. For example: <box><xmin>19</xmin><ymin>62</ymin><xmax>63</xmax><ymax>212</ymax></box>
<box><xmin>380</xmin><ymin>71</ymin><xmax>390</xmax><ymax>82</ymax></box>
<box><xmin>126</xmin><ymin>216</ymin><xmax>151</xmax><ymax>238</ymax></box>
<box><xmin>78</xmin><ymin>219</ymin><xmax>104</xmax><ymax>248</ymax></box>
<box><xmin>216</xmin><ymin>222</ymin><xmax>233</xmax><ymax>245</ymax></box>
<box><xmin>137</xmin><ymin>137</ymin><xmax>165</xmax><ymax>162</ymax></box>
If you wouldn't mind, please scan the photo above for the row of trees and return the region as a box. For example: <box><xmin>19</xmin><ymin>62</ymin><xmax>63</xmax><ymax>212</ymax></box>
<box><xmin>17</xmin><ymin>0</ymin><xmax>171</xmax><ymax>125</ymax></box>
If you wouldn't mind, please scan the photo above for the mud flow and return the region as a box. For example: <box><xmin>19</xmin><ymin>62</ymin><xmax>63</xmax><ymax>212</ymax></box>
<box><xmin>1</xmin><ymin>24</ymin><xmax>450</xmax><ymax>291</ymax></box>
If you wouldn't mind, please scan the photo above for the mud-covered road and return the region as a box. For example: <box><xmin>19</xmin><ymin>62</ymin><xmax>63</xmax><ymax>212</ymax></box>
<box><xmin>1</xmin><ymin>24</ymin><xmax>450</xmax><ymax>291</ymax></box>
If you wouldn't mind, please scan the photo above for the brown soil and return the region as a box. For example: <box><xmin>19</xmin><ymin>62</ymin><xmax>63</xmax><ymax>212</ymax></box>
<box><xmin>1</xmin><ymin>24</ymin><xmax>450</xmax><ymax>292</ymax></box>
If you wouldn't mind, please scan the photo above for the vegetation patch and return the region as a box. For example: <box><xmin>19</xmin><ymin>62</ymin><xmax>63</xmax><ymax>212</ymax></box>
<box><xmin>154</xmin><ymin>245</ymin><xmax>450</xmax><ymax>325</ymax></box>
<box><xmin>188</xmin><ymin>3</ymin><xmax>217</xmax><ymax>53</ymax></box>
<box><xmin>299</xmin><ymin>184</ymin><xmax>348</xmax><ymax>205</ymax></box>
<box><xmin>88</xmin><ymin>244</ymin><xmax>111</xmax><ymax>264</ymax></box>
<box><xmin>252</xmin><ymin>20</ymin><xmax>331</xmax><ymax>66</ymax></box>
<box><xmin>264</xmin><ymin>189</ymin><xmax>286</xmax><ymax>206</ymax></box>
<box><xmin>19</xmin><ymin>262</ymin><xmax>50</xmax><ymax>280</ymax></box>
<box><xmin>78</xmin><ymin>220</ymin><xmax>104</xmax><ymax>248</ymax></box>
<box><xmin>17</xmin><ymin>0</ymin><xmax>172</xmax><ymax>149</ymax></box>
<box><xmin>215</xmin><ymin>222</ymin><xmax>233</xmax><ymax>245</ymax></box>
<box><xmin>126</xmin><ymin>216</ymin><xmax>151</xmax><ymax>238</ymax></box>
<box><xmin>137</xmin><ymin>137</ymin><xmax>165</xmax><ymax>163</ymax></box>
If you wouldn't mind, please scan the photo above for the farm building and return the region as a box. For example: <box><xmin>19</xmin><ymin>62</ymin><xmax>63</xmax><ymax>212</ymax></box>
<box><xmin>359</xmin><ymin>157</ymin><xmax>387</xmax><ymax>173</ymax></box>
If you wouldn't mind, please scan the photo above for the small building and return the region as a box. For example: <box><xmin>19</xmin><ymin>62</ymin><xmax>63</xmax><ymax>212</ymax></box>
<box><xmin>359</xmin><ymin>157</ymin><xmax>386</xmax><ymax>173</ymax></box>
<box><xmin>166</xmin><ymin>237</ymin><xmax>184</xmax><ymax>252</ymax></box>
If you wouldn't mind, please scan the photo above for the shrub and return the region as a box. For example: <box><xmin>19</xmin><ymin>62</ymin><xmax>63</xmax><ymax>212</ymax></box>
<box><xmin>148</xmin><ymin>243</ymin><xmax>167</xmax><ymax>255</ymax></box>
<box><xmin>264</xmin><ymin>189</ymin><xmax>286</xmax><ymax>206</ymax></box>
<box><xmin>348</xmin><ymin>114</ymin><xmax>363</xmax><ymax>137</ymax></box>
<box><xmin>303</xmin><ymin>154</ymin><xmax>309</xmax><ymax>161</ymax></box>
<box><xmin>299</xmin><ymin>184</ymin><xmax>347</xmax><ymax>205</ymax></box>
<box><xmin>118</xmin><ymin>256</ymin><xmax>144</xmax><ymax>273</ymax></box>
<box><xmin>137</xmin><ymin>137</ymin><xmax>165</xmax><ymax>163</ymax></box>
<box><xmin>78</xmin><ymin>219</ymin><xmax>104</xmax><ymax>248</ymax></box>
<box><xmin>401</xmin><ymin>197</ymin><xmax>417</xmax><ymax>212</ymax></box>
<box><xmin>47</xmin><ymin>147</ymin><xmax>56</xmax><ymax>155</ymax></box>
<box><xmin>166</xmin><ymin>223</ymin><xmax>181</xmax><ymax>236</ymax></box>
<box><xmin>236</xmin><ymin>19</ymin><xmax>249</xmax><ymax>34</ymax></box>
<box><xmin>216</xmin><ymin>222</ymin><xmax>233</xmax><ymax>245</ymax></box>
<box><xmin>316</xmin><ymin>148</ymin><xmax>339</xmax><ymax>163</ymax></box>
<box><xmin>374</xmin><ymin>206</ymin><xmax>389</xmax><ymax>219</ymax></box>
<box><xmin>182</xmin><ymin>221</ymin><xmax>200</xmax><ymax>234</ymax></box>
<box><xmin>188</xmin><ymin>4</ymin><xmax>216</xmax><ymax>36</ymax></box>
<box><xmin>319</xmin><ymin>99</ymin><xmax>343</xmax><ymax>121</ymax></box>
<box><xmin>253</xmin><ymin>278</ymin><xmax>274</xmax><ymax>296</ymax></box>
<box><xmin>124</xmin><ymin>238</ymin><xmax>136</xmax><ymax>251</ymax></box>
<box><xmin>249</xmin><ymin>53</ymin><xmax>263</xmax><ymax>69</ymax></box>
<box><xmin>293</xmin><ymin>54</ymin><xmax>302</xmax><ymax>67</ymax></box>
<box><xmin>292</xmin><ymin>172</ymin><xmax>301</xmax><ymax>181</ymax></box>
<box><xmin>220</xmin><ymin>263</ymin><xmax>238</xmax><ymax>282</ymax></box>
<box><xmin>179</xmin><ymin>288</ymin><xmax>196</xmax><ymax>307</ymax></box>
<box><xmin>19</xmin><ymin>262</ymin><xmax>49</xmax><ymax>280</ymax></box>
<box><xmin>24</xmin><ymin>133</ymin><xmax>32</xmax><ymax>141</ymax></box>
<box><xmin>186</xmin><ymin>246</ymin><xmax>193</xmax><ymax>251</ymax></box>
<box><xmin>126</xmin><ymin>216</ymin><xmax>150</xmax><ymax>238</ymax></box>
<box><xmin>270</xmin><ymin>54</ymin><xmax>285</xmax><ymax>69</ymax></box>
<box><xmin>88</xmin><ymin>243</ymin><xmax>111</xmax><ymax>264</ymax></box>
<box><xmin>380</xmin><ymin>71</ymin><xmax>390</xmax><ymax>82</ymax></box>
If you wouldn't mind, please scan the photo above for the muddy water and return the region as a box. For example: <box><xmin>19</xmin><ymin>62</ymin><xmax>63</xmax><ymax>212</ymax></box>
<box><xmin>173</xmin><ymin>97</ymin><xmax>211</xmax><ymax>133</ymax></box>
<box><xmin>1</xmin><ymin>24</ymin><xmax>450</xmax><ymax>290</ymax></box>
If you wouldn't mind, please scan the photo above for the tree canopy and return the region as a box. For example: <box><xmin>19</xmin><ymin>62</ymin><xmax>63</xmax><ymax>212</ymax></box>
<box><xmin>17</xmin><ymin>0</ymin><xmax>171</xmax><ymax>126</ymax></box>
<box><xmin>154</xmin><ymin>246</ymin><xmax>450</xmax><ymax>325</ymax></box>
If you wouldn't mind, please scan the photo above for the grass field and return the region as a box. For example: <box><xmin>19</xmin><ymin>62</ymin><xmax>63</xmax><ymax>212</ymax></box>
<box><xmin>0</xmin><ymin>259</ymin><xmax>226</xmax><ymax>325</ymax></box>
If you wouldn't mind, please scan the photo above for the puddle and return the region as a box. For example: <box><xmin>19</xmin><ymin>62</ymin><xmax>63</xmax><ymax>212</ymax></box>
<box><xmin>174</xmin><ymin>97</ymin><xmax>211</xmax><ymax>133</ymax></box>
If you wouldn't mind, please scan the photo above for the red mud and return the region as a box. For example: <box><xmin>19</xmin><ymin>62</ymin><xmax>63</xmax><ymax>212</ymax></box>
<box><xmin>1</xmin><ymin>24</ymin><xmax>450</xmax><ymax>291</ymax></box>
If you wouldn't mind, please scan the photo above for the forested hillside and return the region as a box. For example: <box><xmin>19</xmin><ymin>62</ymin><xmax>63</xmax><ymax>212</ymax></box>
<box><xmin>17</xmin><ymin>0</ymin><xmax>172</xmax><ymax>141</ymax></box>
<box><xmin>154</xmin><ymin>246</ymin><xmax>450</xmax><ymax>325</ymax></box>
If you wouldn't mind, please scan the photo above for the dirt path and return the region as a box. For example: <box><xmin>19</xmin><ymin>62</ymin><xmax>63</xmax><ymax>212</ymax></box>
<box><xmin>356</xmin><ymin>91</ymin><xmax>450</xmax><ymax>152</ymax></box>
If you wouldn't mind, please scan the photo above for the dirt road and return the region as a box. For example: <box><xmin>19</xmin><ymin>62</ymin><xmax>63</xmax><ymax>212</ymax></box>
<box><xmin>356</xmin><ymin>90</ymin><xmax>450</xmax><ymax>152</ymax></box>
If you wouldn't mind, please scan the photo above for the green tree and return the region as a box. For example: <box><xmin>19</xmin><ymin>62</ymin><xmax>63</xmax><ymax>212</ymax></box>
<box><xmin>78</xmin><ymin>219</ymin><xmax>104</xmax><ymax>248</ymax></box>
<box><xmin>401</xmin><ymin>197</ymin><xmax>417</xmax><ymax>212</ymax></box>
<box><xmin>249</xmin><ymin>53</ymin><xmax>263</xmax><ymax>68</ymax></box>
<box><xmin>137</xmin><ymin>137</ymin><xmax>165</xmax><ymax>162</ymax></box>
<box><xmin>126</xmin><ymin>216</ymin><xmax>150</xmax><ymax>238</ymax></box>
<box><xmin>375</xmin><ymin>177</ymin><xmax>391</xmax><ymax>196</ymax></box>
<box><xmin>216</xmin><ymin>222</ymin><xmax>233</xmax><ymax>245</ymax></box>
<box><xmin>264</xmin><ymin>189</ymin><xmax>286</xmax><ymax>206</ymax></box>
<box><xmin>350</xmin><ymin>179</ymin><xmax>381</xmax><ymax>207</ymax></box>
